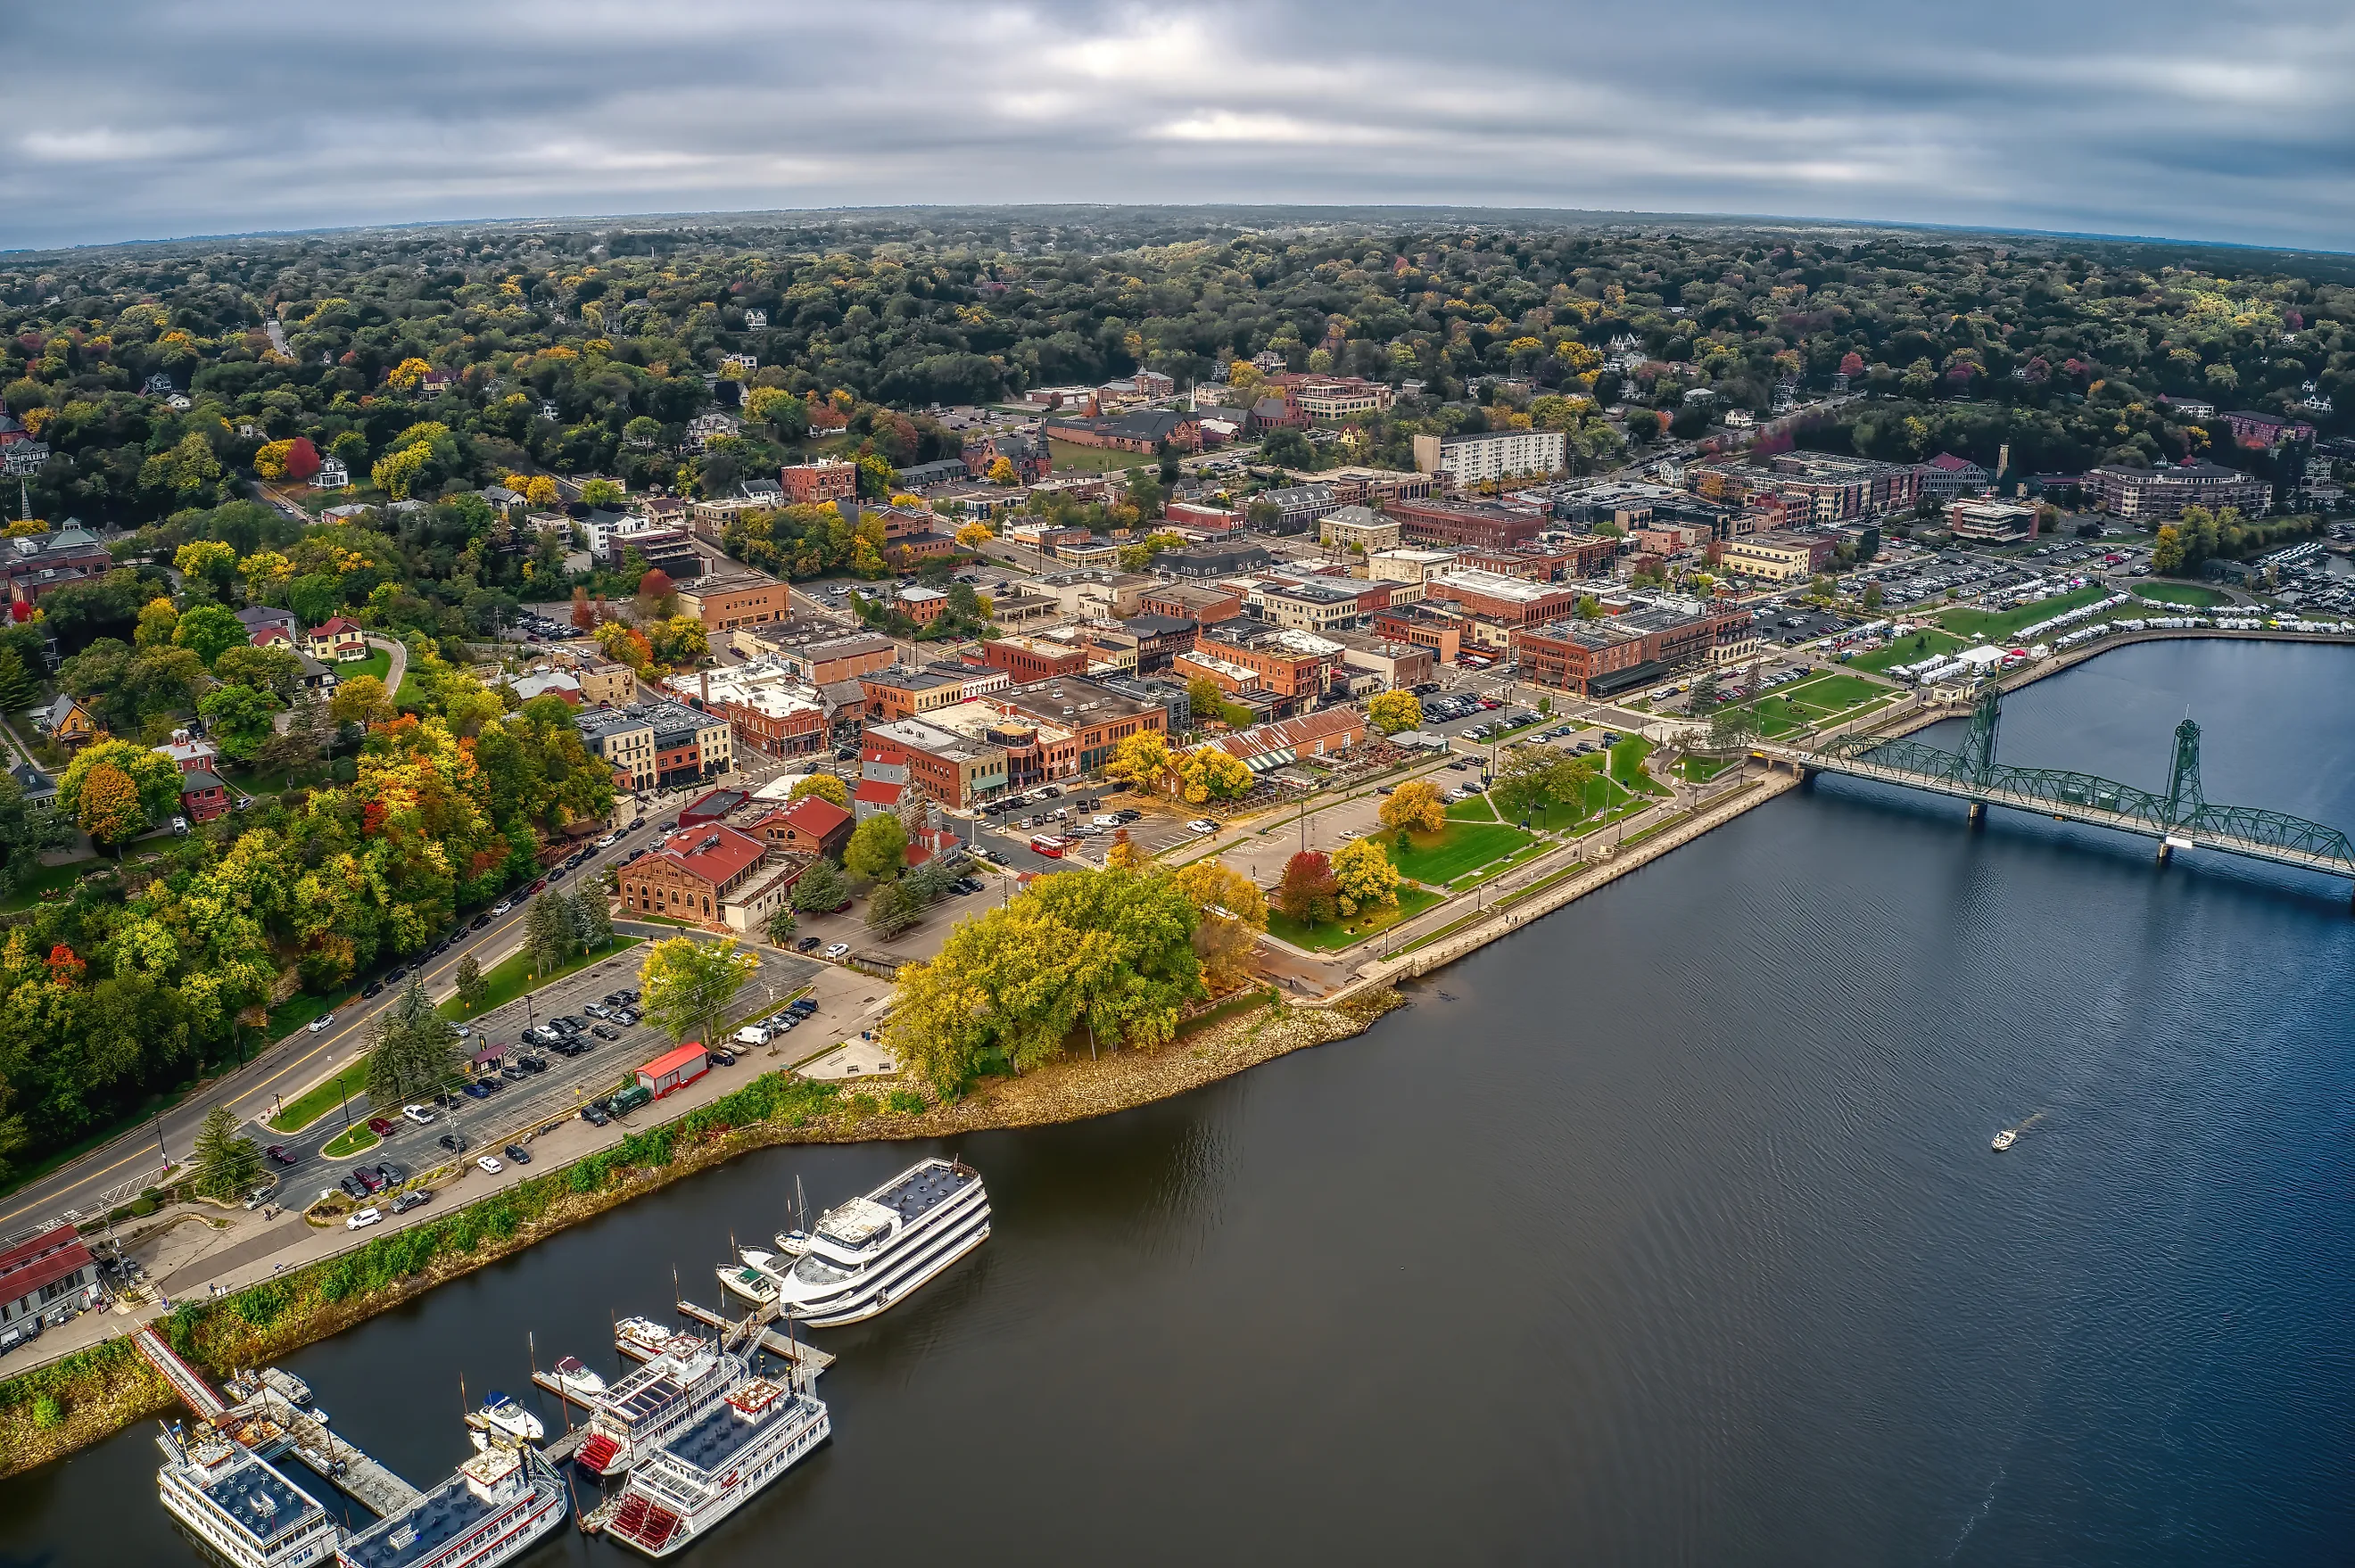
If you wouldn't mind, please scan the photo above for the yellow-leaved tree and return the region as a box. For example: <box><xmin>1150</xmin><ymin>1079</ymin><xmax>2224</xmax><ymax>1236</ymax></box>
<box><xmin>1103</xmin><ymin>731</ymin><xmax>1175</xmax><ymax>795</ymax></box>
<box><xmin>1167</xmin><ymin>858</ymin><xmax>1267</xmax><ymax>993</ymax></box>
<box><xmin>1330</xmin><ymin>837</ymin><xmax>1401</xmax><ymax>916</ymax></box>
<box><xmin>384</xmin><ymin>357</ymin><xmax>433</xmax><ymax>391</ymax></box>
<box><xmin>1177</xmin><ymin>746</ymin><xmax>1253</xmax><ymax>805</ymax></box>
<box><xmin>1367</xmin><ymin>690</ymin><xmax>1422</xmax><ymax>735</ymax></box>
<box><xmin>1378</xmin><ymin>779</ymin><xmax>1447</xmax><ymax>836</ymax></box>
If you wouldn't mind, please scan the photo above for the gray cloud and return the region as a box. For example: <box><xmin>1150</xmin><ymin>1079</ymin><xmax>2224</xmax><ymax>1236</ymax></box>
<box><xmin>4</xmin><ymin>0</ymin><xmax>2351</xmax><ymax>251</ymax></box>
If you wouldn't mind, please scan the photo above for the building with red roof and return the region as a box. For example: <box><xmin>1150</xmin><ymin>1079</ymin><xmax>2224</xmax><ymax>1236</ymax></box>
<box><xmin>636</xmin><ymin>1043</ymin><xmax>710</xmax><ymax>1100</ymax></box>
<box><xmin>746</xmin><ymin>794</ymin><xmax>854</xmax><ymax>861</ymax></box>
<box><xmin>180</xmin><ymin>768</ymin><xmax>232</xmax><ymax>823</ymax></box>
<box><xmin>0</xmin><ymin>1223</ymin><xmax>97</xmax><ymax>1328</ymax></box>
<box><xmin>616</xmin><ymin>822</ymin><xmax>769</xmax><ymax>929</ymax></box>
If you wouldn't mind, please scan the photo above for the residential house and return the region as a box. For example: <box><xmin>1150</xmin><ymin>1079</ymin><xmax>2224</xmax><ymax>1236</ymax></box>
<box><xmin>0</xmin><ymin>1224</ymin><xmax>97</xmax><ymax>1326</ymax></box>
<box><xmin>35</xmin><ymin>694</ymin><xmax>103</xmax><ymax>747</ymax></box>
<box><xmin>180</xmin><ymin>768</ymin><xmax>232</xmax><ymax>824</ymax></box>
<box><xmin>304</xmin><ymin>617</ymin><xmax>368</xmax><ymax>662</ymax></box>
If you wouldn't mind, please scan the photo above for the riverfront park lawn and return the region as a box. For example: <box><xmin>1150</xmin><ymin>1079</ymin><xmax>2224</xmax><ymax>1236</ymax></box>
<box><xmin>1388</xmin><ymin>820</ymin><xmax>1535</xmax><ymax>886</ymax></box>
<box><xmin>2133</xmin><ymin>581</ymin><xmax>2230</xmax><ymax>609</ymax></box>
<box><xmin>439</xmin><ymin>937</ymin><xmax>640</xmax><ymax>1023</ymax></box>
<box><xmin>1266</xmin><ymin>884</ymin><xmax>1444</xmax><ymax>952</ymax></box>
<box><xmin>1938</xmin><ymin>584</ymin><xmax>2111</xmax><ymax>641</ymax></box>
<box><xmin>1847</xmin><ymin>628</ymin><xmax>1965</xmax><ymax>674</ymax></box>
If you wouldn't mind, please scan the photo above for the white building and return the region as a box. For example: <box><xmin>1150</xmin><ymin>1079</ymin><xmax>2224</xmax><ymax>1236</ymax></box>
<box><xmin>311</xmin><ymin>457</ymin><xmax>351</xmax><ymax>491</ymax></box>
<box><xmin>1410</xmin><ymin>428</ymin><xmax>1567</xmax><ymax>484</ymax></box>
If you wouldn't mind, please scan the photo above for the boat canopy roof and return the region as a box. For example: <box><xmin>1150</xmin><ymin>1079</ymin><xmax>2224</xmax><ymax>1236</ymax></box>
<box><xmin>815</xmin><ymin>1196</ymin><xmax>896</xmax><ymax>1250</ymax></box>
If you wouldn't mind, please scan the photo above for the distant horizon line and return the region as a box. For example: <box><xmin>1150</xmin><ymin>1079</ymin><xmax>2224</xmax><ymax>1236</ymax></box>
<box><xmin>6</xmin><ymin>201</ymin><xmax>2350</xmax><ymax>266</ymax></box>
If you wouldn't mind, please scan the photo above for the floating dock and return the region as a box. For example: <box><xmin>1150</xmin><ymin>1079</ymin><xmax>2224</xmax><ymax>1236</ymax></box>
<box><xmin>132</xmin><ymin>1325</ymin><xmax>421</xmax><ymax>1518</ymax></box>
<box><xmin>674</xmin><ymin>1297</ymin><xmax>835</xmax><ymax>1374</ymax></box>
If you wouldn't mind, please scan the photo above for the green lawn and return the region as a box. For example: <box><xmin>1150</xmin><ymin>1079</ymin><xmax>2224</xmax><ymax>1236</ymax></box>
<box><xmin>1721</xmin><ymin>671</ymin><xmax>1896</xmax><ymax>738</ymax></box>
<box><xmin>319</xmin><ymin>1124</ymin><xmax>380</xmax><ymax>1159</ymax></box>
<box><xmin>1847</xmin><ymin>628</ymin><xmax>1966</xmax><ymax>674</ymax></box>
<box><xmin>1267</xmin><ymin>885</ymin><xmax>1443</xmax><ymax>952</ymax></box>
<box><xmin>1939</xmin><ymin>585</ymin><xmax>2111</xmax><ymax>640</ymax></box>
<box><xmin>1045</xmin><ymin>439</ymin><xmax>1154</xmax><ymax>475</ymax></box>
<box><xmin>439</xmin><ymin>936</ymin><xmax>640</xmax><ymax>1022</ymax></box>
<box><xmin>1444</xmin><ymin>794</ymin><xmax>1499</xmax><ymax>821</ymax></box>
<box><xmin>336</xmin><ymin>648</ymin><xmax>392</xmax><ymax>685</ymax></box>
<box><xmin>269</xmin><ymin>1061</ymin><xmax>370</xmax><ymax>1135</ymax></box>
<box><xmin>1681</xmin><ymin>755</ymin><xmax>1739</xmax><ymax>782</ymax></box>
<box><xmin>1609</xmin><ymin>736</ymin><xmax>1668</xmax><ymax>796</ymax></box>
<box><xmin>0</xmin><ymin>857</ymin><xmax>103</xmax><ymax>912</ymax></box>
<box><xmin>2134</xmin><ymin>582</ymin><xmax>2229</xmax><ymax>609</ymax></box>
<box><xmin>1388</xmin><ymin>821</ymin><xmax>1533</xmax><ymax>886</ymax></box>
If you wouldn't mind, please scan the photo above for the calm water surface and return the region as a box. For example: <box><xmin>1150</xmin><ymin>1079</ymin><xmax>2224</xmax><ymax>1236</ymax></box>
<box><xmin>4</xmin><ymin>640</ymin><xmax>2352</xmax><ymax>1567</ymax></box>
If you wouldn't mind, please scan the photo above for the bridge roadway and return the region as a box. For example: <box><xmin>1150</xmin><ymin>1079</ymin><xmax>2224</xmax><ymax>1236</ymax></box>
<box><xmin>1756</xmin><ymin>744</ymin><xmax>2355</xmax><ymax>884</ymax></box>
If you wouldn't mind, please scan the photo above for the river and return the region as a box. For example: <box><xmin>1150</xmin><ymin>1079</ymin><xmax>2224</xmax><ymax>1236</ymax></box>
<box><xmin>4</xmin><ymin>639</ymin><xmax>2351</xmax><ymax>1566</ymax></box>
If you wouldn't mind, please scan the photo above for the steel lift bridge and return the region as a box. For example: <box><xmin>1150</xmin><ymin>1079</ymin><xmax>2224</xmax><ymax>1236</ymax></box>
<box><xmin>1758</xmin><ymin>684</ymin><xmax>2355</xmax><ymax>898</ymax></box>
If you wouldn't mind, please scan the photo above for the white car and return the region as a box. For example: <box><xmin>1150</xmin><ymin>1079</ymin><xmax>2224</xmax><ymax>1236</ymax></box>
<box><xmin>596</xmin><ymin>832</ymin><xmax>618</xmax><ymax>847</ymax></box>
<box><xmin>476</xmin><ymin>1155</ymin><xmax>504</xmax><ymax>1175</ymax></box>
<box><xmin>345</xmin><ymin>1207</ymin><xmax>381</xmax><ymax>1230</ymax></box>
<box><xmin>492</xmin><ymin>901</ymin><xmax>513</xmax><ymax>916</ymax></box>
<box><xmin>1187</xmin><ymin>820</ymin><xmax>1219</xmax><ymax>834</ymax></box>
<box><xmin>401</xmin><ymin>1104</ymin><xmax>435</xmax><ymax>1126</ymax></box>
<box><xmin>822</xmin><ymin>943</ymin><xmax>850</xmax><ymax>960</ymax></box>
<box><xmin>307</xmin><ymin>1012</ymin><xmax>335</xmax><ymax>1033</ymax></box>
<box><xmin>1092</xmin><ymin>813</ymin><xmax>1120</xmax><ymax>828</ymax></box>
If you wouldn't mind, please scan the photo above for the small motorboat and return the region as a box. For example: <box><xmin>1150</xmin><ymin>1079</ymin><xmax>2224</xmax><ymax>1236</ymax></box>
<box><xmin>551</xmin><ymin>1355</ymin><xmax>607</xmax><ymax>1399</ymax></box>
<box><xmin>719</xmin><ymin>1252</ymin><xmax>782</xmax><ymax>1307</ymax></box>
<box><xmin>1991</xmin><ymin>1128</ymin><xmax>2016</xmax><ymax>1151</ymax></box>
<box><xmin>772</xmin><ymin>1229</ymin><xmax>813</xmax><ymax>1259</ymax></box>
<box><xmin>467</xmin><ymin>1391</ymin><xmax>545</xmax><ymax>1450</ymax></box>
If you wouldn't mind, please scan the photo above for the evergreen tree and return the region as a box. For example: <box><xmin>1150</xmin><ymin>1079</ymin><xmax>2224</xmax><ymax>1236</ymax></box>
<box><xmin>0</xmin><ymin>645</ymin><xmax>31</xmax><ymax>713</ymax></box>
<box><xmin>525</xmin><ymin>892</ymin><xmax>571</xmax><ymax>975</ymax></box>
<box><xmin>574</xmin><ymin>887</ymin><xmax>614</xmax><ymax>952</ymax></box>
<box><xmin>764</xmin><ymin>904</ymin><xmax>797</xmax><ymax>945</ymax></box>
<box><xmin>365</xmin><ymin>979</ymin><xmax>456</xmax><ymax>1106</ymax></box>
<box><xmin>453</xmin><ymin>952</ymin><xmax>488</xmax><ymax>1013</ymax></box>
<box><xmin>191</xmin><ymin>1106</ymin><xmax>262</xmax><ymax>1201</ymax></box>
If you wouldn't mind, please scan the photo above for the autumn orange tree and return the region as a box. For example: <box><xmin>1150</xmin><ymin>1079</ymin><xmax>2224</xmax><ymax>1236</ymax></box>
<box><xmin>1379</xmin><ymin>779</ymin><xmax>1447</xmax><ymax>836</ymax></box>
<box><xmin>77</xmin><ymin>762</ymin><xmax>146</xmax><ymax>846</ymax></box>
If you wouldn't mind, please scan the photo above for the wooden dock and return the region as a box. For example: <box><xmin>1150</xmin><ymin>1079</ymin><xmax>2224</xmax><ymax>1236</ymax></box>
<box><xmin>673</xmin><ymin>1298</ymin><xmax>834</xmax><ymax>1374</ymax></box>
<box><xmin>253</xmin><ymin>1389</ymin><xmax>422</xmax><ymax>1518</ymax></box>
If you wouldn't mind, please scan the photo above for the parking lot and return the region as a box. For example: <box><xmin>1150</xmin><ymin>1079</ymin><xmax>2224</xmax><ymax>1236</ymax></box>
<box><xmin>287</xmin><ymin>939</ymin><xmax>827</xmax><ymax>1190</ymax></box>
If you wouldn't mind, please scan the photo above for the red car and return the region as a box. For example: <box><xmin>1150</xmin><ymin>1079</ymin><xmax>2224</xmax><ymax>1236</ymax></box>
<box><xmin>367</xmin><ymin>1116</ymin><xmax>397</xmax><ymax>1137</ymax></box>
<box><xmin>528</xmin><ymin>878</ymin><xmax>548</xmax><ymax>894</ymax></box>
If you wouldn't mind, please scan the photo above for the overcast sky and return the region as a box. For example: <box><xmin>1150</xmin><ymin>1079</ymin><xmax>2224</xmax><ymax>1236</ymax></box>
<box><xmin>6</xmin><ymin>1</ymin><xmax>2351</xmax><ymax>253</ymax></box>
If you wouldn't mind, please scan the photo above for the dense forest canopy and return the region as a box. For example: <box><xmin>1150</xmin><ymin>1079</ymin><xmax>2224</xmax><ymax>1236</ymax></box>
<box><xmin>2</xmin><ymin>210</ymin><xmax>2349</xmax><ymax>532</ymax></box>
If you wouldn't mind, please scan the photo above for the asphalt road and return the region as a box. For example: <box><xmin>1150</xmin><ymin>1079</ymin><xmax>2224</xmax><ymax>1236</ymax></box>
<box><xmin>0</xmin><ymin>815</ymin><xmax>664</xmax><ymax>1238</ymax></box>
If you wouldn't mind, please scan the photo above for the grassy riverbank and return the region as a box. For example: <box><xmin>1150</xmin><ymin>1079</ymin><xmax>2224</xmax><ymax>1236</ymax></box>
<box><xmin>0</xmin><ymin>988</ymin><xmax>1400</xmax><ymax>1480</ymax></box>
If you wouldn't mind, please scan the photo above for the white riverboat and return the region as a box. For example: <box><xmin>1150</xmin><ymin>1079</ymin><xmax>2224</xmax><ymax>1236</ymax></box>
<box><xmin>601</xmin><ymin>1374</ymin><xmax>831</xmax><ymax>1557</ymax></box>
<box><xmin>573</xmin><ymin>1340</ymin><xmax>744</xmax><ymax>1480</ymax></box>
<box><xmin>156</xmin><ymin>1426</ymin><xmax>341</xmax><ymax>1568</ymax></box>
<box><xmin>767</xmin><ymin>1158</ymin><xmax>987</xmax><ymax>1328</ymax></box>
<box><xmin>616</xmin><ymin>1316</ymin><xmax>689</xmax><ymax>1363</ymax></box>
<box><xmin>333</xmin><ymin>1445</ymin><xmax>566</xmax><ymax>1568</ymax></box>
<box><xmin>551</xmin><ymin>1356</ymin><xmax>607</xmax><ymax>1399</ymax></box>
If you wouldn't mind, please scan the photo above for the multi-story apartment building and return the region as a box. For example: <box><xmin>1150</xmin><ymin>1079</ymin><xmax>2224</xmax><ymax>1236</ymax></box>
<box><xmin>863</xmin><ymin>717</ymin><xmax>1011</xmax><ymax>809</ymax></box>
<box><xmin>2086</xmin><ymin>461</ymin><xmax>2270</xmax><ymax>520</ymax></box>
<box><xmin>1318</xmin><ymin>505</ymin><xmax>1401</xmax><ymax>553</ymax></box>
<box><xmin>1720</xmin><ymin>532</ymin><xmax>1839</xmax><ymax>582</ymax></box>
<box><xmin>1410</xmin><ymin>428</ymin><xmax>1567</xmax><ymax>483</ymax></box>
<box><xmin>1176</xmin><ymin>625</ymin><xmax>1343</xmax><ymax>714</ymax></box>
<box><xmin>1141</xmin><ymin>581</ymin><xmax>1245</xmax><ymax>624</ymax></box>
<box><xmin>1247</xmin><ymin>576</ymin><xmax>1394</xmax><ymax>632</ymax></box>
<box><xmin>1285</xmin><ymin>375</ymin><xmax>1396</xmax><ymax>419</ymax></box>
<box><xmin>982</xmin><ymin>634</ymin><xmax>1092</xmax><ymax>684</ymax></box>
<box><xmin>1764</xmin><ymin>452</ymin><xmax>1921</xmax><ymax>519</ymax></box>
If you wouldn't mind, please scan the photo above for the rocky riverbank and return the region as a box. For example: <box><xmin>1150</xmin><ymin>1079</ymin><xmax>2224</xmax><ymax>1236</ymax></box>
<box><xmin>0</xmin><ymin>987</ymin><xmax>1400</xmax><ymax>1480</ymax></box>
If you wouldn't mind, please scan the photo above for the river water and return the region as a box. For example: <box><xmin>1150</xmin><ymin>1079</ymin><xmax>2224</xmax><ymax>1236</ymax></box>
<box><xmin>4</xmin><ymin>640</ymin><xmax>2351</xmax><ymax>1567</ymax></box>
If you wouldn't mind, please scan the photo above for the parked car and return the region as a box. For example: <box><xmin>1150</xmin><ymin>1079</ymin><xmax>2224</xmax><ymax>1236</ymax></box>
<box><xmin>502</xmin><ymin>1144</ymin><xmax>532</xmax><ymax>1165</ymax></box>
<box><xmin>795</xmin><ymin>937</ymin><xmax>821</xmax><ymax>953</ymax></box>
<box><xmin>591</xmin><ymin>1025</ymin><xmax>619</xmax><ymax>1041</ymax></box>
<box><xmin>708</xmin><ymin>1048</ymin><xmax>738</xmax><ymax>1067</ymax></box>
<box><xmin>337</xmin><ymin>1173</ymin><xmax>369</xmax><ymax>1200</ymax></box>
<box><xmin>463</xmin><ymin>1082</ymin><xmax>492</xmax><ymax>1100</ymax></box>
<box><xmin>437</xmin><ymin>1133</ymin><xmax>469</xmax><ymax>1152</ymax></box>
<box><xmin>307</xmin><ymin>1012</ymin><xmax>336</xmax><ymax>1033</ymax></box>
<box><xmin>492</xmin><ymin>901</ymin><xmax>513</xmax><ymax>916</ymax></box>
<box><xmin>374</xmin><ymin>1160</ymin><xmax>409</xmax><ymax>1185</ymax></box>
<box><xmin>614</xmin><ymin>1008</ymin><xmax>640</xmax><ymax>1027</ymax></box>
<box><xmin>385</xmin><ymin>967</ymin><xmax>408</xmax><ymax>985</ymax></box>
<box><xmin>361</xmin><ymin>981</ymin><xmax>384</xmax><ymax>999</ymax></box>
<box><xmin>1187</xmin><ymin>820</ymin><xmax>1219</xmax><ymax>834</ymax></box>
<box><xmin>366</xmin><ymin>1116</ymin><xmax>397</xmax><ymax>1137</ymax></box>
<box><xmin>352</xmin><ymin>1166</ymin><xmax>385</xmax><ymax>1193</ymax></box>
<box><xmin>823</xmin><ymin>943</ymin><xmax>851</xmax><ymax>959</ymax></box>
<box><xmin>583</xmin><ymin>1003</ymin><xmax>612</xmax><ymax>1019</ymax></box>
<box><xmin>581</xmin><ymin>1103</ymin><xmax>610</xmax><ymax>1127</ymax></box>
<box><xmin>402</xmin><ymin>1104</ymin><xmax>434</xmax><ymax>1125</ymax></box>
<box><xmin>476</xmin><ymin>1155</ymin><xmax>504</xmax><ymax>1175</ymax></box>
<box><xmin>786</xmin><ymin>997</ymin><xmax>818</xmax><ymax>1017</ymax></box>
<box><xmin>346</xmin><ymin>1208</ymin><xmax>382</xmax><ymax>1231</ymax></box>
<box><xmin>390</xmin><ymin>1191</ymin><xmax>431</xmax><ymax>1215</ymax></box>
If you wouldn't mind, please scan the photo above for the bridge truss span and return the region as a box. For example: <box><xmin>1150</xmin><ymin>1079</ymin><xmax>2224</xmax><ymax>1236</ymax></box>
<box><xmin>1788</xmin><ymin>686</ymin><xmax>2355</xmax><ymax>887</ymax></box>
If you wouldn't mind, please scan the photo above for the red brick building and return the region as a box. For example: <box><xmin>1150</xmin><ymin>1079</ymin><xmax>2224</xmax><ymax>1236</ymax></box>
<box><xmin>617</xmin><ymin>823</ymin><xmax>769</xmax><ymax>929</ymax></box>
<box><xmin>983</xmin><ymin>636</ymin><xmax>1090</xmax><ymax>684</ymax></box>
<box><xmin>745</xmin><ymin>794</ymin><xmax>854</xmax><ymax>861</ymax></box>
<box><xmin>180</xmin><ymin>768</ymin><xmax>231</xmax><ymax>823</ymax></box>
<box><xmin>1383</xmin><ymin>499</ymin><xmax>1544</xmax><ymax>550</ymax></box>
<box><xmin>781</xmin><ymin>459</ymin><xmax>857</xmax><ymax>504</ymax></box>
